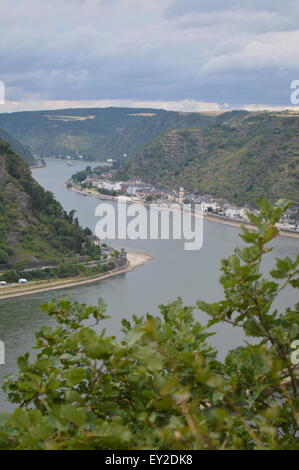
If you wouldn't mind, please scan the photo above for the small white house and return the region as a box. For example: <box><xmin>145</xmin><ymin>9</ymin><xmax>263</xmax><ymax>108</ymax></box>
<box><xmin>225</xmin><ymin>208</ymin><xmax>242</xmax><ymax>218</ymax></box>
<box><xmin>18</xmin><ymin>278</ymin><xmax>28</xmax><ymax>284</ymax></box>
<box><xmin>201</xmin><ymin>202</ymin><xmax>219</xmax><ymax>212</ymax></box>
<box><xmin>97</xmin><ymin>181</ymin><xmax>122</xmax><ymax>192</ymax></box>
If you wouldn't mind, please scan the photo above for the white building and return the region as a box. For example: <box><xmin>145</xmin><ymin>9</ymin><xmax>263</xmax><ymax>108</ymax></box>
<box><xmin>201</xmin><ymin>202</ymin><xmax>219</xmax><ymax>212</ymax></box>
<box><xmin>97</xmin><ymin>181</ymin><xmax>122</xmax><ymax>192</ymax></box>
<box><xmin>178</xmin><ymin>187</ymin><xmax>185</xmax><ymax>205</ymax></box>
<box><xmin>127</xmin><ymin>184</ymin><xmax>152</xmax><ymax>195</ymax></box>
<box><xmin>225</xmin><ymin>208</ymin><xmax>242</xmax><ymax>218</ymax></box>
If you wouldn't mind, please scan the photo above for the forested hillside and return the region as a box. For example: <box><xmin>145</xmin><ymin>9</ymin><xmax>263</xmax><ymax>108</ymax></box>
<box><xmin>0</xmin><ymin>139</ymin><xmax>93</xmax><ymax>265</ymax></box>
<box><xmin>0</xmin><ymin>129</ymin><xmax>35</xmax><ymax>165</ymax></box>
<box><xmin>1</xmin><ymin>107</ymin><xmax>298</xmax><ymax>206</ymax></box>
<box><xmin>117</xmin><ymin>112</ymin><xmax>299</xmax><ymax>206</ymax></box>
<box><xmin>0</xmin><ymin>107</ymin><xmax>221</xmax><ymax>160</ymax></box>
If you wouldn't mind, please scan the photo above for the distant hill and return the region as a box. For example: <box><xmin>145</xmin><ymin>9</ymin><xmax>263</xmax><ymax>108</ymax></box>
<box><xmin>117</xmin><ymin>112</ymin><xmax>299</xmax><ymax>206</ymax></box>
<box><xmin>0</xmin><ymin>139</ymin><xmax>93</xmax><ymax>265</ymax></box>
<box><xmin>0</xmin><ymin>107</ymin><xmax>224</xmax><ymax>160</ymax></box>
<box><xmin>0</xmin><ymin>129</ymin><xmax>35</xmax><ymax>165</ymax></box>
<box><xmin>1</xmin><ymin>106</ymin><xmax>298</xmax><ymax>206</ymax></box>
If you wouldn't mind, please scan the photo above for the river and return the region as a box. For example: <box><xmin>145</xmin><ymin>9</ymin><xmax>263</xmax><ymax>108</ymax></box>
<box><xmin>0</xmin><ymin>159</ymin><xmax>298</xmax><ymax>410</ymax></box>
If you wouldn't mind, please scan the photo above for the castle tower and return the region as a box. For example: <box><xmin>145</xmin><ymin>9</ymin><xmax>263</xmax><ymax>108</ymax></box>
<box><xmin>178</xmin><ymin>187</ymin><xmax>184</xmax><ymax>205</ymax></box>
<box><xmin>120</xmin><ymin>248</ymin><xmax>127</xmax><ymax>265</ymax></box>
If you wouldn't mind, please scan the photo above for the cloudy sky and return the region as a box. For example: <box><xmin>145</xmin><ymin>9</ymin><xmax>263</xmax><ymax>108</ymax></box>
<box><xmin>1</xmin><ymin>0</ymin><xmax>299</xmax><ymax>112</ymax></box>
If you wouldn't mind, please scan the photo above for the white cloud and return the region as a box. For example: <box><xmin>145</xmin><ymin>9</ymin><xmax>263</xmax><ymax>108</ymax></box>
<box><xmin>0</xmin><ymin>99</ymin><xmax>222</xmax><ymax>113</ymax></box>
<box><xmin>0</xmin><ymin>0</ymin><xmax>298</xmax><ymax>105</ymax></box>
<box><xmin>1</xmin><ymin>99</ymin><xmax>299</xmax><ymax>114</ymax></box>
<box><xmin>202</xmin><ymin>30</ymin><xmax>299</xmax><ymax>73</ymax></box>
<box><xmin>243</xmin><ymin>103</ymin><xmax>299</xmax><ymax>112</ymax></box>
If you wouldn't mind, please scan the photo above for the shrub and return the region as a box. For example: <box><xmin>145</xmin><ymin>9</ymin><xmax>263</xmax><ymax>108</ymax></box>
<box><xmin>0</xmin><ymin>200</ymin><xmax>298</xmax><ymax>450</ymax></box>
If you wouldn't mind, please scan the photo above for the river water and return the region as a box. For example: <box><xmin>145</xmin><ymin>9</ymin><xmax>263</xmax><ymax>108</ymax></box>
<box><xmin>0</xmin><ymin>159</ymin><xmax>298</xmax><ymax>410</ymax></box>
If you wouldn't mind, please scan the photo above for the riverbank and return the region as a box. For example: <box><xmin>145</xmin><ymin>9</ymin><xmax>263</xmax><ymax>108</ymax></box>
<box><xmin>0</xmin><ymin>252</ymin><xmax>152</xmax><ymax>300</ymax></box>
<box><xmin>43</xmin><ymin>157</ymin><xmax>98</xmax><ymax>163</ymax></box>
<box><xmin>30</xmin><ymin>162</ymin><xmax>47</xmax><ymax>170</ymax></box>
<box><xmin>204</xmin><ymin>213</ymin><xmax>299</xmax><ymax>239</ymax></box>
<box><xmin>68</xmin><ymin>184</ymin><xmax>299</xmax><ymax>240</ymax></box>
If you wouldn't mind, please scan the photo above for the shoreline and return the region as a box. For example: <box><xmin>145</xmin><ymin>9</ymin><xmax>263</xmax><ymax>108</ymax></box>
<box><xmin>30</xmin><ymin>163</ymin><xmax>47</xmax><ymax>170</ymax></box>
<box><xmin>69</xmin><ymin>185</ymin><xmax>299</xmax><ymax>240</ymax></box>
<box><xmin>41</xmin><ymin>157</ymin><xmax>97</xmax><ymax>163</ymax></box>
<box><xmin>0</xmin><ymin>252</ymin><xmax>152</xmax><ymax>300</ymax></box>
<box><xmin>203</xmin><ymin>214</ymin><xmax>299</xmax><ymax>239</ymax></box>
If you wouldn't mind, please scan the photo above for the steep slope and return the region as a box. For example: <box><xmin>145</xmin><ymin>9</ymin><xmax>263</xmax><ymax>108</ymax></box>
<box><xmin>117</xmin><ymin>113</ymin><xmax>299</xmax><ymax>206</ymax></box>
<box><xmin>0</xmin><ymin>139</ymin><xmax>92</xmax><ymax>265</ymax></box>
<box><xmin>0</xmin><ymin>107</ymin><xmax>225</xmax><ymax>160</ymax></box>
<box><xmin>0</xmin><ymin>129</ymin><xmax>35</xmax><ymax>165</ymax></box>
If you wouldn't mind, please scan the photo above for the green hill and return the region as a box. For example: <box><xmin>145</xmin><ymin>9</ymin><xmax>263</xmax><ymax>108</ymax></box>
<box><xmin>117</xmin><ymin>112</ymin><xmax>299</xmax><ymax>206</ymax></box>
<box><xmin>0</xmin><ymin>129</ymin><xmax>35</xmax><ymax>165</ymax></box>
<box><xmin>1</xmin><ymin>107</ymin><xmax>298</xmax><ymax>206</ymax></box>
<box><xmin>0</xmin><ymin>107</ymin><xmax>221</xmax><ymax>160</ymax></box>
<box><xmin>0</xmin><ymin>139</ymin><xmax>94</xmax><ymax>265</ymax></box>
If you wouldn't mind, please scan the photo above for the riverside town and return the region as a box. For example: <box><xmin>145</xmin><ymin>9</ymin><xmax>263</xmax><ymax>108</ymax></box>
<box><xmin>68</xmin><ymin>163</ymin><xmax>299</xmax><ymax>236</ymax></box>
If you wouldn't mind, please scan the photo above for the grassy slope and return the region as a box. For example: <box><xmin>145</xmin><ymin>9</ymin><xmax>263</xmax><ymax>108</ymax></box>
<box><xmin>117</xmin><ymin>113</ymin><xmax>299</xmax><ymax>206</ymax></box>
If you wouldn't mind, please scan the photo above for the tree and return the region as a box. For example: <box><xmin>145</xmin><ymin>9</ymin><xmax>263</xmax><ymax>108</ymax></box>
<box><xmin>0</xmin><ymin>199</ymin><xmax>298</xmax><ymax>450</ymax></box>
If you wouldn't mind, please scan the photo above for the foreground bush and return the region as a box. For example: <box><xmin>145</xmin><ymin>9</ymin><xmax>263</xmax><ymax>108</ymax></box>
<box><xmin>0</xmin><ymin>200</ymin><xmax>298</xmax><ymax>450</ymax></box>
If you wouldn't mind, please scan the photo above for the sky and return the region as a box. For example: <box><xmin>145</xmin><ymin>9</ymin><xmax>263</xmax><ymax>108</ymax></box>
<box><xmin>1</xmin><ymin>0</ymin><xmax>299</xmax><ymax>112</ymax></box>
